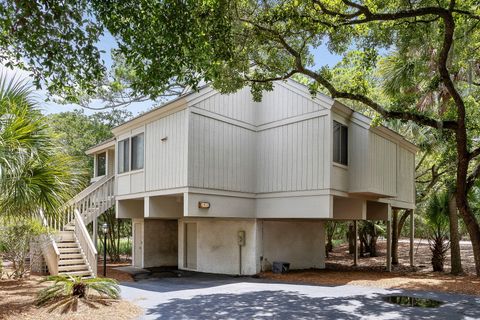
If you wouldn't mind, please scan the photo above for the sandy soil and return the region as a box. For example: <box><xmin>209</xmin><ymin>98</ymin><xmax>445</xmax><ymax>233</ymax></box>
<box><xmin>262</xmin><ymin>239</ymin><xmax>480</xmax><ymax>296</ymax></box>
<box><xmin>0</xmin><ymin>270</ymin><xmax>141</xmax><ymax>320</ymax></box>
<box><xmin>96</xmin><ymin>260</ymin><xmax>134</xmax><ymax>282</ymax></box>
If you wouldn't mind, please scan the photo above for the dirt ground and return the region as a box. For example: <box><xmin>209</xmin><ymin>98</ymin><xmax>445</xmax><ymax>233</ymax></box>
<box><xmin>262</xmin><ymin>239</ymin><xmax>480</xmax><ymax>296</ymax></box>
<box><xmin>0</xmin><ymin>264</ymin><xmax>141</xmax><ymax>320</ymax></box>
<box><xmin>97</xmin><ymin>260</ymin><xmax>134</xmax><ymax>282</ymax></box>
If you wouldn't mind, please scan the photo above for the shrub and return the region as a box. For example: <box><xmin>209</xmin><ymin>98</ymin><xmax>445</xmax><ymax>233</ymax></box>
<box><xmin>0</xmin><ymin>218</ymin><xmax>47</xmax><ymax>278</ymax></box>
<box><xmin>36</xmin><ymin>275</ymin><xmax>120</xmax><ymax>306</ymax></box>
<box><xmin>426</xmin><ymin>192</ymin><xmax>450</xmax><ymax>272</ymax></box>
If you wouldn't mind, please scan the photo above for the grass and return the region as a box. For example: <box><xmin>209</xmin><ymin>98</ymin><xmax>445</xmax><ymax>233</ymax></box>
<box><xmin>97</xmin><ymin>237</ymin><xmax>132</xmax><ymax>258</ymax></box>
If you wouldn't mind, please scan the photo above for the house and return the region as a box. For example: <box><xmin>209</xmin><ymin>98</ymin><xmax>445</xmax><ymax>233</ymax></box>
<box><xmin>40</xmin><ymin>80</ymin><xmax>417</xmax><ymax>277</ymax></box>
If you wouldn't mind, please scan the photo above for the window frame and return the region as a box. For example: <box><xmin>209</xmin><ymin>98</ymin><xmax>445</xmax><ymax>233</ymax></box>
<box><xmin>96</xmin><ymin>152</ymin><xmax>107</xmax><ymax>177</ymax></box>
<box><xmin>333</xmin><ymin>121</ymin><xmax>348</xmax><ymax>166</ymax></box>
<box><xmin>131</xmin><ymin>133</ymin><xmax>145</xmax><ymax>171</ymax></box>
<box><xmin>117</xmin><ymin>133</ymin><xmax>145</xmax><ymax>174</ymax></box>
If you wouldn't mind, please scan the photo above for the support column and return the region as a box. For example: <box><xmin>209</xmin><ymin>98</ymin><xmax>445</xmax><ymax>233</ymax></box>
<box><xmin>93</xmin><ymin>214</ymin><xmax>98</xmax><ymax>250</ymax></box>
<box><xmin>353</xmin><ymin>220</ymin><xmax>358</xmax><ymax>266</ymax></box>
<box><xmin>386</xmin><ymin>204</ymin><xmax>392</xmax><ymax>272</ymax></box>
<box><xmin>410</xmin><ymin>209</ymin><xmax>415</xmax><ymax>267</ymax></box>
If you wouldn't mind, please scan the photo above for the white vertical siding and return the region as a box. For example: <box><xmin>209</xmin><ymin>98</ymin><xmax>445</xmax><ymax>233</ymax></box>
<box><xmin>192</xmin><ymin>87</ymin><xmax>256</xmax><ymax>124</ymax></box>
<box><xmin>256</xmin><ymin>116</ymin><xmax>327</xmax><ymax>193</ymax></box>
<box><xmin>256</xmin><ymin>84</ymin><xmax>327</xmax><ymax>125</ymax></box>
<box><xmin>188</xmin><ymin>113</ymin><xmax>256</xmax><ymax>192</ymax></box>
<box><xmin>190</xmin><ymin>82</ymin><xmax>330</xmax><ymax>126</ymax></box>
<box><xmin>145</xmin><ymin>110</ymin><xmax>188</xmax><ymax>191</ymax></box>
<box><xmin>368</xmin><ymin>133</ymin><xmax>397</xmax><ymax>196</ymax></box>
<box><xmin>348</xmin><ymin>122</ymin><xmax>369</xmax><ymax>192</ymax></box>
<box><xmin>395</xmin><ymin>146</ymin><xmax>415</xmax><ymax>203</ymax></box>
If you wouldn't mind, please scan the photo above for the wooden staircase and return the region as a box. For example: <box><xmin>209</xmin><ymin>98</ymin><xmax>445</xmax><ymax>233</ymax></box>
<box><xmin>39</xmin><ymin>175</ymin><xmax>115</xmax><ymax>278</ymax></box>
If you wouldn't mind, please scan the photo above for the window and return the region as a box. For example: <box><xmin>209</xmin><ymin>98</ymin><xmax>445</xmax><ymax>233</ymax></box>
<box><xmin>96</xmin><ymin>152</ymin><xmax>106</xmax><ymax>176</ymax></box>
<box><xmin>333</xmin><ymin>121</ymin><xmax>348</xmax><ymax>165</ymax></box>
<box><xmin>131</xmin><ymin>133</ymin><xmax>144</xmax><ymax>170</ymax></box>
<box><xmin>118</xmin><ymin>138</ymin><xmax>130</xmax><ymax>174</ymax></box>
<box><xmin>117</xmin><ymin>133</ymin><xmax>144</xmax><ymax>174</ymax></box>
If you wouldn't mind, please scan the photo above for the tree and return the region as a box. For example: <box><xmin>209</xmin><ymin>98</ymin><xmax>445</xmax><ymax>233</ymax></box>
<box><xmin>0</xmin><ymin>0</ymin><xmax>105</xmax><ymax>99</ymax></box>
<box><xmin>426</xmin><ymin>192</ymin><xmax>450</xmax><ymax>272</ymax></box>
<box><xmin>47</xmin><ymin>108</ymin><xmax>132</xmax><ymax>180</ymax></box>
<box><xmin>90</xmin><ymin>0</ymin><xmax>480</xmax><ymax>276</ymax></box>
<box><xmin>0</xmin><ymin>75</ymin><xmax>80</xmax><ymax>219</ymax></box>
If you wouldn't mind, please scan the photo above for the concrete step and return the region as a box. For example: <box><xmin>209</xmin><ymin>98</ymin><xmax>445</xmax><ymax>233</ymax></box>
<box><xmin>59</xmin><ymin>264</ymin><xmax>89</xmax><ymax>272</ymax></box>
<box><xmin>58</xmin><ymin>258</ymin><xmax>85</xmax><ymax>266</ymax></box>
<box><xmin>59</xmin><ymin>270</ymin><xmax>92</xmax><ymax>277</ymax></box>
<box><xmin>59</xmin><ymin>253</ymin><xmax>83</xmax><ymax>260</ymax></box>
<box><xmin>59</xmin><ymin>248</ymin><xmax>81</xmax><ymax>254</ymax></box>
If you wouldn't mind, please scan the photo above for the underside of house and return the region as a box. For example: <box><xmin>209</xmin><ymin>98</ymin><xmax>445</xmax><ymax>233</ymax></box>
<box><xmin>39</xmin><ymin>80</ymin><xmax>416</xmax><ymax>277</ymax></box>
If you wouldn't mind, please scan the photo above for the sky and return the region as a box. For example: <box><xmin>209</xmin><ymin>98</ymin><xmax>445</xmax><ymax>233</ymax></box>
<box><xmin>1</xmin><ymin>33</ymin><xmax>342</xmax><ymax>116</ymax></box>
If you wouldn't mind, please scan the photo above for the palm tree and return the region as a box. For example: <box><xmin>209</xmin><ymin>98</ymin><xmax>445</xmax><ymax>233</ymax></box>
<box><xmin>0</xmin><ymin>74</ymin><xmax>80</xmax><ymax>219</ymax></box>
<box><xmin>425</xmin><ymin>191</ymin><xmax>451</xmax><ymax>272</ymax></box>
<box><xmin>36</xmin><ymin>275</ymin><xmax>120</xmax><ymax>306</ymax></box>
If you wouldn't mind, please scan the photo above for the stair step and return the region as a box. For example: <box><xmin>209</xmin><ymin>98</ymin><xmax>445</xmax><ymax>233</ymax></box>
<box><xmin>59</xmin><ymin>264</ymin><xmax>89</xmax><ymax>272</ymax></box>
<box><xmin>60</xmin><ymin>253</ymin><xmax>83</xmax><ymax>260</ymax></box>
<box><xmin>57</xmin><ymin>242</ymin><xmax>78</xmax><ymax>248</ymax></box>
<box><xmin>59</xmin><ymin>258</ymin><xmax>86</xmax><ymax>265</ymax></box>
<box><xmin>59</xmin><ymin>270</ymin><xmax>92</xmax><ymax>277</ymax></box>
<box><xmin>59</xmin><ymin>248</ymin><xmax>81</xmax><ymax>254</ymax></box>
<box><xmin>54</xmin><ymin>231</ymin><xmax>74</xmax><ymax>242</ymax></box>
<box><xmin>64</xmin><ymin>225</ymin><xmax>75</xmax><ymax>231</ymax></box>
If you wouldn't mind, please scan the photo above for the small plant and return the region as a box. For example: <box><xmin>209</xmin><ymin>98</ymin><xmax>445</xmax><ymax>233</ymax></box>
<box><xmin>36</xmin><ymin>275</ymin><xmax>120</xmax><ymax>306</ymax></box>
<box><xmin>426</xmin><ymin>192</ymin><xmax>450</xmax><ymax>272</ymax></box>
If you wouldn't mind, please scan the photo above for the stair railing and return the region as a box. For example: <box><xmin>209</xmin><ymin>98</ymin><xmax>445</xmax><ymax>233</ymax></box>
<box><xmin>74</xmin><ymin>209</ymin><xmax>98</xmax><ymax>277</ymax></box>
<box><xmin>38</xmin><ymin>210</ymin><xmax>60</xmax><ymax>275</ymax></box>
<box><xmin>43</xmin><ymin>174</ymin><xmax>115</xmax><ymax>231</ymax></box>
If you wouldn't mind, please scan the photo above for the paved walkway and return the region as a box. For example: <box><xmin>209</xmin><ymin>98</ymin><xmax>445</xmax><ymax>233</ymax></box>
<box><xmin>120</xmin><ymin>275</ymin><xmax>480</xmax><ymax>319</ymax></box>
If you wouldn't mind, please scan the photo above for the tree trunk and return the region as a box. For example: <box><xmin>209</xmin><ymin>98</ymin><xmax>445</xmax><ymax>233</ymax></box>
<box><xmin>392</xmin><ymin>210</ymin><xmax>399</xmax><ymax>265</ymax></box>
<box><xmin>448</xmin><ymin>193</ymin><xmax>463</xmax><ymax>275</ymax></box>
<box><xmin>348</xmin><ymin>224</ymin><xmax>355</xmax><ymax>254</ymax></box>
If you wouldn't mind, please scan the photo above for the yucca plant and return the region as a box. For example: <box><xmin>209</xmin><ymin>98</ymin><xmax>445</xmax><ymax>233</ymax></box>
<box><xmin>36</xmin><ymin>275</ymin><xmax>120</xmax><ymax>306</ymax></box>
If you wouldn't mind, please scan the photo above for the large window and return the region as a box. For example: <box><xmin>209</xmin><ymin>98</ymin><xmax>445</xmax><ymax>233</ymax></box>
<box><xmin>131</xmin><ymin>133</ymin><xmax>144</xmax><ymax>170</ymax></box>
<box><xmin>118</xmin><ymin>133</ymin><xmax>144</xmax><ymax>174</ymax></box>
<box><xmin>118</xmin><ymin>139</ymin><xmax>130</xmax><ymax>173</ymax></box>
<box><xmin>96</xmin><ymin>152</ymin><xmax>106</xmax><ymax>176</ymax></box>
<box><xmin>333</xmin><ymin>121</ymin><xmax>348</xmax><ymax>166</ymax></box>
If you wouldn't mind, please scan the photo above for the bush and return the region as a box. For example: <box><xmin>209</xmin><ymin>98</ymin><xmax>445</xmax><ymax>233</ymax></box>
<box><xmin>36</xmin><ymin>275</ymin><xmax>120</xmax><ymax>306</ymax></box>
<box><xmin>0</xmin><ymin>218</ymin><xmax>47</xmax><ymax>279</ymax></box>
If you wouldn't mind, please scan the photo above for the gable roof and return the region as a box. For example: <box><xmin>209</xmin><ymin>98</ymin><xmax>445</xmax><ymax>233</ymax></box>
<box><xmin>108</xmin><ymin>79</ymin><xmax>417</xmax><ymax>151</ymax></box>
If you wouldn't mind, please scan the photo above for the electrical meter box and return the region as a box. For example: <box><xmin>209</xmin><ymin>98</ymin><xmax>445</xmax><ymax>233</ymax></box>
<box><xmin>237</xmin><ymin>230</ymin><xmax>246</xmax><ymax>246</ymax></box>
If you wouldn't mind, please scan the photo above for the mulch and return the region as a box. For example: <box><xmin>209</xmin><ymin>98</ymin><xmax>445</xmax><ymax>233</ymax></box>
<box><xmin>261</xmin><ymin>239</ymin><xmax>480</xmax><ymax>296</ymax></box>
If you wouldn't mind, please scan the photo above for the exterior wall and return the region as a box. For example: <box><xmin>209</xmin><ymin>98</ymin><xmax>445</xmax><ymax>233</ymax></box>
<box><xmin>256</xmin><ymin>115</ymin><xmax>329</xmax><ymax>193</ymax></box>
<box><xmin>116</xmin><ymin>199</ymin><xmax>144</xmax><ymax>219</ymax></box>
<box><xmin>178</xmin><ymin>218</ymin><xmax>259</xmax><ymax>275</ymax></box>
<box><xmin>260</xmin><ymin>220</ymin><xmax>325</xmax><ymax>270</ymax></box>
<box><xmin>368</xmin><ymin>132</ymin><xmax>397</xmax><ymax>196</ymax></box>
<box><xmin>256</xmin><ymin>194</ymin><xmax>331</xmax><ymax>218</ymax></box>
<box><xmin>347</xmin><ymin>118</ymin><xmax>405</xmax><ymax>198</ymax></box>
<box><xmin>188</xmin><ymin>113</ymin><xmax>256</xmax><ymax>193</ymax></box>
<box><xmin>185</xmin><ymin>193</ymin><xmax>256</xmax><ymax>218</ymax></box>
<box><xmin>256</xmin><ymin>82</ymin><xmax>330</xmax><ymax>125</ymax></box>
<box><xmin>145</xmin><ymin>109</ymin><xmax>188</xmax><ymax>191</ymax></box>
<box><xmin>395</xmin><ymin>146</ymin><xmax>416</xmax><ymax>204</ymax></box>
<box><xmin>116</xmin><ymin>109</ymin><xmax>188</xmax><ymax>196</ymax></box>
<box><xmin>143</xmin><ymin>219</ymin><xmax>178</xmax><ymax>268</ymax></box>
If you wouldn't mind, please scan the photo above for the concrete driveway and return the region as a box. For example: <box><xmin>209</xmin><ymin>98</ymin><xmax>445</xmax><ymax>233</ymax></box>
<box><xmin>119</xmin><ymin>274</ymin><xmax>480</xmax><ymax>319</ymax></box>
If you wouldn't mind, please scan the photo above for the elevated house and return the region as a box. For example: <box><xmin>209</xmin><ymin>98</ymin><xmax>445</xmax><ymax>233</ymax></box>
<box><xmin>39</xmin><ymin>80</ymin><xmax>417</xmax><ymax>277</ymax></box>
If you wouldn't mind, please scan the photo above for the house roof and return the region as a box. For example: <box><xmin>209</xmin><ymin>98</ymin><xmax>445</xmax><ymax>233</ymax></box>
<box><xmin>107</xmin><ymin>79</ymin><xmax>418</xmax><ymax>152</ymax></box>
<box><xmin>85</xmin><ymin>137</ymin><xmax>115</xmax><ymax>155</ymax></box>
